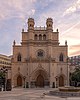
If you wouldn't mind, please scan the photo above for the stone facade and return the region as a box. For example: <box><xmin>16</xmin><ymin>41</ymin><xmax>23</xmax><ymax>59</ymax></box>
<box><xmin>12</xmin><ymin>18</ymin><xmax>68</xmax><ymax>88</ymax></box>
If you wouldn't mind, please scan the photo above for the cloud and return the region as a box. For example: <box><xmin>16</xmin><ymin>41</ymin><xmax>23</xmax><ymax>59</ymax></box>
<box><xmin>0</xmin><ymin>0</ymin><xmax>80</xmax><ymax>56</ymax></box>
<box><xmin>69</xmin><ymin>44</ymin><xmax>80</xmax><ymax>49</ymax></box>
<box><xmin>69</xmin><ymin>50</ymin><xmax>80</xmax><ymax>56</ymax></box>
<box><xmin>0</xmin><ymin>0</ymin><xmax>37</xmax><ymax>55</ymax></box>
<box><xmin>69</xmin><ymin>44</ymin><xmax>80</xmax><ymax>56</ymax></box>
<box><xmin>61</xmin><ymin>21</ymin><xmax>80</xmax><ymax>36</ymax></box>
<box><xmin>0</xmin><ymin>0</ymin><xmax>36</xmax><ymax>21</ymax></box>
<box><xmin>63</xmin><ymin>0</ymin><xmax>80</xmax><ymax>16</ymax></box>
<box><xmin>64</xmin><ymin>6</ymin><xmax>76</xmax><ymax>15</ymax></box>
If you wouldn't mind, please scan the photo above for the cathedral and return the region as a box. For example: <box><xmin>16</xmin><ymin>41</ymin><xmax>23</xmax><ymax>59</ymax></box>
<box><xmin>12</xmin><ymin>18</ymin><xmax>68</xmax><ymax>88</ymax></box>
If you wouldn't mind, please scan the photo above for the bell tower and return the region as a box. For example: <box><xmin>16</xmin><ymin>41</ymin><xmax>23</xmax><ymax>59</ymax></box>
<box><xmin>28</xmin><ymin>18</ymin><xmax>35</xmax><ymax>32</ymax></box>
<box><xmin>27</xmin><ymin>18</ymin><xmax>35</xmax><ymax>40</ymax></box>
<box><xmin>46</xmin><ymin>18</ymin><xmax>53</xmax><ymax>31</ymax></box>
<box><xmin>46</xmin><ymin>18</ymin><xmax>53</xmax><ymax>40</ymax></box>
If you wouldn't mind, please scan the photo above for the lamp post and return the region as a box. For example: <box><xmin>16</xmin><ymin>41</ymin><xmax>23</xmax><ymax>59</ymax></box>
<box><xmin>0</xmin><ymin>69</ymin><xmax>3</xmax><ymax>91</ymax></box>
<box><xmin>0</xmin><ymin>67</ymin><xmax>8</xmax><ymax>91</ymax></box>
<box><xmin>67</xmin><ymin>57</ymin><xmax>69</xmax><ymax>86</ymax></box>
<box><xmin>23</xmin><ymin>76</ymin><xmax>26</xmax><ymax>88</ymax></box>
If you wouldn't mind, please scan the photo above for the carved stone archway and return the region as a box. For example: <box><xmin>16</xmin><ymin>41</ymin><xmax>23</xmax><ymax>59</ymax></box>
<box><xmin>31</xmin><ymin>69</ymin><xmax>49</xmax><ymax>87</ymax></box>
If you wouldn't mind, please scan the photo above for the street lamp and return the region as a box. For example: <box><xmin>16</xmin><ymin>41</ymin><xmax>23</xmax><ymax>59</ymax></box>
<box><xmin>0</xmin><ymin>67</ymin><xmax>8</xmax><ymax>91</ymax></box>
<box><xmin>23</xmin><ymin>76</ymin><xmax>26</xmax><ymax>88</ymax></box>
<box><xmin>67</xmin><ymin>57</ymin><xmax>69</xmax><ymax>86</ymax></box>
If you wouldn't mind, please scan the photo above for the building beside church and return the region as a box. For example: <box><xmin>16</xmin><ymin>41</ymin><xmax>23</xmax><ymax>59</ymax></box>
<box><xmin>0</xmin><ymin>54</ymin><xmax>11</xmax><ymax>80</ymax></box>
<box><xmin>0</xmin><ymin>54</ymin><xmax>12</xmax><ymax>89</ymax></box>
<box><xmin>12</xmin><ymin>18</ymin><xmax>68</xmax><ymax>88</ymax></box>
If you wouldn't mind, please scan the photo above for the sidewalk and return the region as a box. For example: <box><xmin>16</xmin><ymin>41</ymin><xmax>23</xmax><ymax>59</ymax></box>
<box><xmin>0</xmin><ymin>88</ymin><xmax>80</xmax><ymax>100</ymax></box>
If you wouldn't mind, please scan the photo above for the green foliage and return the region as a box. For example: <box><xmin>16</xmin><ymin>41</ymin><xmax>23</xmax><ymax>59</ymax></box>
<box><xmin>71</xmin><ymin>67</ymin><xmax>80</xmax><ymax>82</ymax></box>
<box><xmin>0</xmin><ymin>72</ymin><xmax>5</xmax><ymax>78</ymax></box>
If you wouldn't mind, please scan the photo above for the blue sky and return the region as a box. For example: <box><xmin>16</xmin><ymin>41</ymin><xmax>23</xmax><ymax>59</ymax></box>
<box><xmin>0</xmin><ymin>0</ymin><xmax>80</xmax><ymax>56</ymax></box>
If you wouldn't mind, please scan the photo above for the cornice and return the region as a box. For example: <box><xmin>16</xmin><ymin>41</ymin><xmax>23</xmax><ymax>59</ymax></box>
<box><xmin>21</xmin><ymin>40</ymin><xmax>59</xmax><ymax>46</ymax></box>
<box><xmin>25</xmin><ymin>57</ymin><xmax>55</xmax><ymax>63</ymax></box>
<box><xmin>12</xmin><ymin>57</ymin><xmax>56</xmax><ymax>63</ymax></box>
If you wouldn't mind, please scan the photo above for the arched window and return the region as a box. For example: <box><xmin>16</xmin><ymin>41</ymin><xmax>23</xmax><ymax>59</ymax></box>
<box><xmin>34</xmin><ymin>34</ymin><xmax>37</xmax><ymax>40</ymax></box>
<box><xmin>17</xmin><ymin>54</ymin><xmax>21</xmax><ymax>62</ymax></box>
<box><xmin>43</xmin><ymin>34</ymin><xmax>46</xmax><ymax>40</ymax></box>
<box><xmin>59</xmin><ymin>53</ymin><xmax>64</xmax><ymax>61</ymax></box>
<box><xmin>39</xmin><ymin>34</ymin><xmax>42</xmax><ymax>40</ymax></box>
<box><xmin>30</xmin><ymin>24</ymin><xmax>31</xmax><ymax>26</ymax></box>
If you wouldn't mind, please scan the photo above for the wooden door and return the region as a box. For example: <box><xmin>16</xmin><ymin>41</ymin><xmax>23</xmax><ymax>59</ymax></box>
<box><xmin>36</xmin><ymin>75</ymin><xmax>44</xmax><ymax>87</ymax></box>
<box><xmin>59</xmin><ymin>75</ymin><xmax>64</xmax><ymax>87</ymax></box>
<box><xmin>17</xmin><ymin>75</ymin><xmax>22</xmax><ymax>86</ymax></box>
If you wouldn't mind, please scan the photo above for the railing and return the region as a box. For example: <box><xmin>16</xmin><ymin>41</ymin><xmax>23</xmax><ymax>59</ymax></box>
<box><xmin>34</xmin><ymin>26</ymin><xmax>46</xmax><ymax>30</ymax></box>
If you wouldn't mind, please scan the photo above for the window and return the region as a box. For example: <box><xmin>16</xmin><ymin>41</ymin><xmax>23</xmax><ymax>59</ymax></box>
<box><xmin>17</xmin><ymin>54</ymin><xmax>21</xmax><ymax>62</ymax></box>
<box><xmin>38</xmin><ymin>51</ymin><xmax>43</xmax><ymax>57</ymax></box>
<box><xmin>30</xmin><ymin>24</ymin><xmax>31</xmax><ymax>27</ymax></box>
<box><xmin>34</xmin><ymin>34</ymin><xmax>37</xmax><ymax>40</ymax></box>
<box><xmin>37</xmin><ymin>50</ymin><xmax>44</xmax><ymax>58</ymax></box>
<box><xmin>59</xmin><ymin>53</ymin><xmax>64</xmax><ymax>61</ymax></box>
<box><xmin>39</xmin><ymin>34</ymin><xmax>42</xmax><ymax>40</ymax></box>
<box><xmin>43</xmin><ymin>34</ymin><xmax>46</xmax><ymax>40</ymax></box>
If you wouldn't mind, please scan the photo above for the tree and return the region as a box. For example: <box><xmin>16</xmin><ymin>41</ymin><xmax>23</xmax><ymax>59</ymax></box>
<box><xmin>0</xmin><ymin>72</ymin><xmax>5</xmax><ymax>78</ymax></box>
<box><xmin>0</xmin><ymin>72</ymin><xmax>5</xmax><ymax>86</ymax></box>
<box><xmin>70</xmin><ymin>67</ymin><xmax>80</xmax><ymax>86</ymax></box>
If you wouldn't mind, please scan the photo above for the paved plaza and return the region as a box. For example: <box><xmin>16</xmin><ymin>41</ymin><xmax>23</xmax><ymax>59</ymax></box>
<box><xmin>0</xmin><ymin>88</ymin><xmax>80</xmax><ymax>100</ymax></box>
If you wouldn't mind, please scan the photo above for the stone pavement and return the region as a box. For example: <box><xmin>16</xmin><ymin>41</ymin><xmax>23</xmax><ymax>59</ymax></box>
<box><xmin>0</xmin><ymin>88</ymin><xmax>80</xmax><ymax>100</ymax></box>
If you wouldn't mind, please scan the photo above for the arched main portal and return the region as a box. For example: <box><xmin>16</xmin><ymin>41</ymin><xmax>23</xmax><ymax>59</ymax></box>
<box><xmin>31</xmin><ymin>69</ymin><xmax>49</xmax><ymax>88</ymax></box>
<box><xmin>17</xmin><ymin>75</ymin><xmax>22</xmax><ymax>86</ymax></box>
<box><xmin>59</xmin><ymin>75</ymin><xmax>64</xmax><ymax>87</ymax></box>
<box><xmin>36</xmin><ymin>74</ymin><xmax>44</xmax><ymax>87</ymax></box>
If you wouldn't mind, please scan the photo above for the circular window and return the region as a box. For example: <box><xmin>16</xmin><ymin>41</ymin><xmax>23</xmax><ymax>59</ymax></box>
<box><xmin>37</xmin><ymin>50</ymin><xmax>44</xmax><ymax>58</ymax></box>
